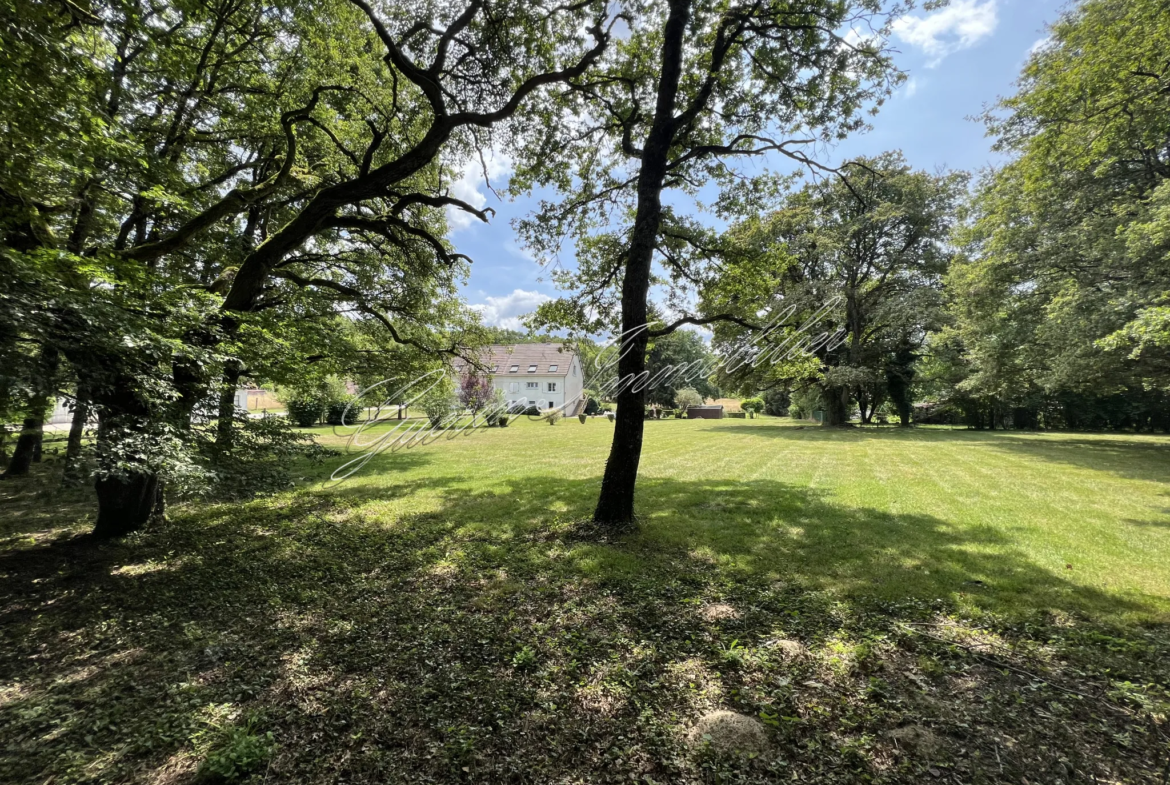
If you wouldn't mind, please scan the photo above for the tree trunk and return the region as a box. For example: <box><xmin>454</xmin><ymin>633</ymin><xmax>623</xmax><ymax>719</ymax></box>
<box><xmin>821</xmin><ymin>386</ymin><xmax>850</xmax><ymax>426</ymax></box>
<box><xmin>592</xmin><ymin>0</ymin><xmax>691</xmax><ymax>528</ymax></box>
<box><xmin>3</xmin><ymin>416</ymin><xmax>44</xmax><ymax>477</ymax></box>
<box><xmin>894</xmin><ymin>395</ymin><xmax>911</xmax><ymax>427</ymax></box>
<box><xmin>62</xmin><ymin>394</ymin><xmax>91</xmax><ymax>484</ymax></box>
<box><xmin>2</xmin><ymin>346</ymin><xmax>57</xmax><ymax>478</ymax></box>
<box><xmin>858</xmin><ymin>388</ymin><xmax>876</xmax><ymax>424</ymax></box>
<box><xmin>89</xmin><ymin>374</ymin><xmax>161</xmax><ymax>536</ymax></box>
<box><xmin>215</xmin><ymin>362</ymin><xmax>242</xmax><ymax>451</ymax></box>
<box><xmin>93</xmin><ymin>471</ymin><xmax>160</xmax><ymax>538</ymax></box>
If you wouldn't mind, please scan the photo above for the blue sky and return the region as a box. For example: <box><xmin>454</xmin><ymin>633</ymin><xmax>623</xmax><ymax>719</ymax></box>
<box><xmin>450</xmin><ymin>0</ymin><xmax>1063</xmax><ymax>331</ymax></box>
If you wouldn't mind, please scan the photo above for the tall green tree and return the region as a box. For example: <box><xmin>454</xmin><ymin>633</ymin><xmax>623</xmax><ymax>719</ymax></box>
<box><xmin>0</xmin><ymin>0</ymin><xmax>615</xmax><ymax>535</ymax></box>
<box><xmin>645</xmin><ymin>329</ymin><xmax>719</xmax><ymax>407</ymax></box>
<box><xmin>710</xmin><ymin>152</ymin><xmax>965</xmax><ymax>426</ymax></box>
<box><xmin>949</xmin><ymin>0</ymin><xmax>1170</xmax><ymax>428</ymax></box>
<box><xmin>517</xmin><ymin>0</ymin><xmax>910</xmax><ymax>527</ymax></box>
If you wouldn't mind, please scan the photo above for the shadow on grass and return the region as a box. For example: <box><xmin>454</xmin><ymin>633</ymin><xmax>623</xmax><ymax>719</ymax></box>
<box><xmin>1</xmin><ymin>472</ymin><xmax>1167</xmax><ymax>785</ymax></box>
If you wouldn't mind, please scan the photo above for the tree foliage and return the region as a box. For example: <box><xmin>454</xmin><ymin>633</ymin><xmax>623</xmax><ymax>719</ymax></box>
<box><xmin>946</xmin><ymin>0</ymin><xmax>1170</xmax><ymax>429</ymax></box>
<box><xmin>709</xmin><ymin>152</ymin><xmax>965</xmax><ymax>426</ymax></box>
<box><xmin>0</xmin><ymin>0</ymin><xmax>615</xmax><ymax>533</ymax></box>
<box><xmin>516</xmin><ymin>0</ymin><xmax>910</xmax><ymax>524</ymax></box>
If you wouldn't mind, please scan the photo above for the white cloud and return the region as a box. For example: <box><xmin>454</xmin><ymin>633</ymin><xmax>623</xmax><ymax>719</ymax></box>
<box><xmin>446</xmin><ymin>153</ymin><xmax>512</xmax><ymax>232</ymax></box>
<box><xmin>902</xmin><ymin>77</ymin><xmax>920</xmax><ymax>98</ymax></box>
<box><xmin>1027</xmin><ymin>36</ymin><xmax>1053</xmax><ymax>56</ymax></box>
<box><xmin>469</xmin><ymin>289</ymin><xmax>551</xmax><ymax>331</ymax></box>
<box><xmin>892</xmin><ymin>0</ymin><xmax>998</xmax><ymax>67</ymax></box>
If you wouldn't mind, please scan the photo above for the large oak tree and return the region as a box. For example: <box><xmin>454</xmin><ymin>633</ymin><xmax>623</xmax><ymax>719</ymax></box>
<box><xmin>516</xmin><ymin>0</ymin><xmax>911</xmax><ymax>526</ymax></box>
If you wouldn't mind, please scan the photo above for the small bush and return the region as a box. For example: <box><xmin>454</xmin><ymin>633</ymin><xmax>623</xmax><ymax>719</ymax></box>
<box><xmin>741</xmin><ymin>397</ymin><xmax>765</xmax><ymax>418</ymax></box>
<box><xmin>674</xmin><ymin>387</ymin><xmax>703</xmax><ymax>410</ymax></box>
<box><xmin>285</xmin><ymin>397</ymin><xmax>324</xmax><ymax>427</ymax></box>
<box><xmin>416</xmin><ymin>379</ymin><xmax>457</xmax><ymax>427</ymax></box>
<box><xmin>326</xmin><ymin>400</ymin><xmax>358</xmax><ymax>426</ymax></box>
<box><xmin>484</xmin><ymin>389</ymin><xmax>507</xmax><ymax>426</ymax></box>
<box><xmin>544</xmin><ymin>409</ymin><xmax>562</xmax><ymax>425</ymax></box>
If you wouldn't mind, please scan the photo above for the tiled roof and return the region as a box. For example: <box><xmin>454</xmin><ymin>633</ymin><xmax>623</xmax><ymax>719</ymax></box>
<box><xmin>453</xmin><ymin>343</ymin><xmax>575</xmax><ymax>376</ymax></box>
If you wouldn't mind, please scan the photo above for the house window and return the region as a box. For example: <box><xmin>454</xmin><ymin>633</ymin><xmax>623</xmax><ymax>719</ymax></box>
<box><xmin>526</xmin><ymin>381</ymin><xmax>538</xmax><ymax>389</ymax></box>
<box><xmin>509</xmin><ymin>364</ymin><xmax>519</xmax><ymax>373</ymax></box>
<box><xmin>548</xmin><ymin>364</ymin><xmax>558</xmax><ymax>372</ymax></box>
<box><xmin>547</xmin><ymin>382</ymin><xmax>557</xmax><ymax>392</ymax></box>
<box><xmin>527</xmin><ymin>364</ymin><xmax>537</xmax><ymax>373</ymax></box>
<box><xmin>572</xmin><ymin>363</ymin><xmax>576</xmax><ymax>377</ymax></box>
<box><xmin>509</xmin><ymin>382</ymin><xmax>519</xmax><ymax>393</ymax></box>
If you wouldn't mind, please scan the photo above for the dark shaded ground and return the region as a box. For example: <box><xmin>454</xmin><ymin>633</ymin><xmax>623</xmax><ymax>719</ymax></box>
<box><xmin>1</xmin><ymin>462</ymin><xmax>1168</xmax><ymax>784</ymax></box>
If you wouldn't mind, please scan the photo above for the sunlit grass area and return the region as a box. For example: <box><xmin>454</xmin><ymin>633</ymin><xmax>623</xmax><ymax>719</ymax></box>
<box><xmin>311</xmin><ymin>415</ymin><xmax>1170</xmax><ymax>622</ymax></box>
<box><xmin>2</xmin><ymin>417</ymin><xmax>1168</xmax><ymax>783</ymax></box>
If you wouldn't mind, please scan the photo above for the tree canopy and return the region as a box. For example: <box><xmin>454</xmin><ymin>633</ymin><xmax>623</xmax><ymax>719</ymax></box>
<box><xmin>944</xmin><ymin>0</ymin><xmax>1170</xmax><ymax>429</ymax></box>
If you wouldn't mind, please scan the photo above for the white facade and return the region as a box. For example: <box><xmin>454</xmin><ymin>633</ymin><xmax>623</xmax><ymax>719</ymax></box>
<box><xmin>495</xmin><ymin>354</ymin><xmax>584</xmax><ymax>412</ymax></box>
<box><xmin>457</xmin><ymin>344</ymin><xmax>584</xmax><ymax>413</ymax></box>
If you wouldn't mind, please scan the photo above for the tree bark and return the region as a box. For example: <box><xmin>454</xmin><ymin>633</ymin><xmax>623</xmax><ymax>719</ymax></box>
<box><xmin>62</xmin><ymin>394</ymin><xmax>91</xmax><ymax>483</ymax></box>
<box><xmin>215</xmin><ymin>362</ymin><xmax>243</xmax><ymax>451</ymax></box>
<box><xmin>821</xmin><ymin>385</ymin><xmax>850</xmax><ymax>426</ymax></box>
<box><xmin>592</xmin><ymin>0</ymin><xmax>691</xmax><ymax>528</ymax></box>
<box><xmin>2</xmin><ymin>346</ymin><xmax>58</xmax><ymax>478</ymax></box>
<box><xmin>93</xmin><ymin>471</ymin><xmax>160</xmax><ymax>538</ymax></box>
<box><xmin>89</xmin><ymin>376</ymin><xmax>161</xmax><ymax>537</ymax></box>
<box><xmin>3</xmin><ymin>416</ymin><xmax>44</xmax><ymax>477</ymax></box>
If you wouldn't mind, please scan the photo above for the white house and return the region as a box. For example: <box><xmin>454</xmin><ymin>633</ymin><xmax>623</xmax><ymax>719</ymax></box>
<box><xmin>454</xmin><ymin>343</ymin><xmax>584</xmax><ymax>413</ymax></box>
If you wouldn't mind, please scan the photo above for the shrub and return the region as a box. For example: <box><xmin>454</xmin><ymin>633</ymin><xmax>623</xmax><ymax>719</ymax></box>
<box><xmin>423</xmin><ymin>396</ymin><xmax>455</xmax><ymax>427</ymax></box>
<box><xmin>790</xmin><ymin>388</ymin><xmax>822</xmax><ymax>421</ymax></box>
<box><xmin>416</xmin><ymin>377</ymin><xmax>457</xmax><ymax>427</ymax></box>
<box><xmin>544</xmin><ymin>409</ymin><xmax>562</xmax><ymax>425</ymax></box>
<box><xmin>674</xmin><ymin>387</ymin><xmax>703</xmax><ymax>410</ymax></box>
<box><xmin>326</xmin><ymin>400</ymin><xmax>358</xmax><ymax>426</ymax></box>
<box><xmin>581</xmin><ymin>389</ymin><xmax>601</xmax><ymax>415</ymax></box>
<box><xmin>483</xmin><ymin>389</ymin><xmax>507</xmax><ymax>426</ymax></box>
<box><xmin>741</xmin><ymin>397</ymin><xmax>765</xmax><ymax>418</ymax></box>
<box><xmin>285</xmin><ymin>397</ymin><xmax>324</xmax><ymax>427</ymax></box>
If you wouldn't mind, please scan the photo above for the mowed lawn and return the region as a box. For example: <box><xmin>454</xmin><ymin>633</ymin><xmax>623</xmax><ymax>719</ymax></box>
<box><xmin>314</xmin><ymin>416</ymin><xmax>1170</xmax><ymax>623</ymax></box>
<box><xmin>1</xmin><ymin>417</ymin><xmax>1168</xmax><ymax>784</ymax></box>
